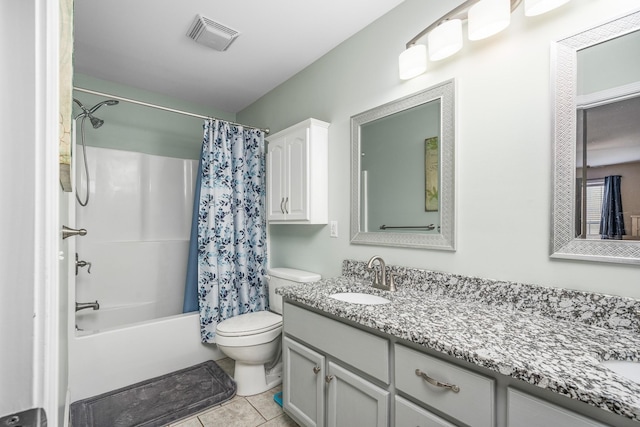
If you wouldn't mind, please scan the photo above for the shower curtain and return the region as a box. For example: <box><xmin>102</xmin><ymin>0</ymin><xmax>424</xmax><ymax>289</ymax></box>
<box><xmin>184</xmin><ymin>119</ymin><xmax>268</xmax><ymax>343</ymax></box>
<box><xmin>600</xmin><ymin>175</ymin><xmax>625</xmax><ymax>240</ymax></box>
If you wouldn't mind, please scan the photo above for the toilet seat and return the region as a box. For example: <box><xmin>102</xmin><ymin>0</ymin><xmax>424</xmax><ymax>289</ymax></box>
<box><xmin>215</xmin><ymin>311</ymin><xmax>282</xmax><ymax>347</ymax></box>
<box><xmin>216</xmin><ymin>311</ymin><xmax>282</xmax><ymax>337</ymax></box>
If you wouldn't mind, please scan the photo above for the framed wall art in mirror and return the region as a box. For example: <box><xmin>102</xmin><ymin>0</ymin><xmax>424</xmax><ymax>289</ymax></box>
<box><xmin>551</xmin><ymin>9</ymin><xmax>640</xmax><ymax>264</ymax></box>
<box><xmin>350</xmin><ymin>79</ymin><xmax>455</xmax><ymax>250</ymax></box>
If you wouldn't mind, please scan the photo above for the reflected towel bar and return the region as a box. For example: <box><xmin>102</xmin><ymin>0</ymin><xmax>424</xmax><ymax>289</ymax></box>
<box><xmin>379</xmin><ymin>224</ymin><xmax>435</xmax><ymax>230</ymax></box>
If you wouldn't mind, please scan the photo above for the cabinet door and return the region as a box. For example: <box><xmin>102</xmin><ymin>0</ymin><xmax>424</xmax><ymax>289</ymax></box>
<box><xmin>326</xmin><ymin>362</ymin><xmax>389</xmax><ymax>427</ymax></box>
<box><xmin>267</xmin><ymin>138</ymin><xmax>286</xmax><ymax>221</ymax></box>
<box><xmin>284</xmin><ymin>127</ymin><xmax>309</xmax><ymax>220</ymax></box>
<box><xmin>283</xmin><ymin>337</ymin><xmax>324</xmax><ymax>427</ymax></box>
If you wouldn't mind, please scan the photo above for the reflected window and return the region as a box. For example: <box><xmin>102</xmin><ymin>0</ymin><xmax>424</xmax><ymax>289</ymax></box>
<box><xmin>585</xmin><ymin>179</ymin><xmax>604</xmax><ymax>238</ymax></box>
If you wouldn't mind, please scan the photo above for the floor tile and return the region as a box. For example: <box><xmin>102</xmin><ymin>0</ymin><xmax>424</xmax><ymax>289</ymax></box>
<box><xmin>259</xmin><ymin>413</ymin><xmax>299</xmax><ymax>427</ymax></box>
<box><xmin>216</xmin><ymin>357</ymin><xmax>235</xmax><ymax>377</ymax></box>
<box><xmin>246</xmin><ymin>385</ymin><xmax>283</xmax><ymax>421</ymax></box>
<box><xmin>198</xmin><ymin>399</ymin><xmax>265</xmax><ymax>427</ymax></box>
<box><xmin>169</xmin><ymin>416</ymin><xmax>203</xmax><ymax>427</ymax></box>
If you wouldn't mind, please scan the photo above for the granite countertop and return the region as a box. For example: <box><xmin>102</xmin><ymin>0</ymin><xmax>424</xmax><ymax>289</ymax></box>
<box><xmin>277</xmin><ymin>276</ymin><xmax>640</xmax><ymax>422</ymax></box>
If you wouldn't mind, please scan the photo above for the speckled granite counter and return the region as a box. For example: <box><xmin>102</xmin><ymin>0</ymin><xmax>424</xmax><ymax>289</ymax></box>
<box><xmin>277</xmin><ymin>260</ymin><xmax>640</xmax><ymax>423</ymax></box>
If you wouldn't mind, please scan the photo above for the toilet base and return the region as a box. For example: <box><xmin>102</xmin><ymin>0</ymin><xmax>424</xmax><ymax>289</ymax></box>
<box><xmin>234</xmin><ymin>361</ymin><xmax>282</xmax><ymax>396</ymax></box>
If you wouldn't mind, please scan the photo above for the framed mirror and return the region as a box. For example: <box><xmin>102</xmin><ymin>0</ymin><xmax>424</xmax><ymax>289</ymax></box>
<box><xmin>551</xmin><ymin>9</ymin><xmax>640</xmax><ymax>264</ymax></box>
<box><xmin>350</xmin><ymin>79</ymin><xmax>455</xmax><ymax>249</ymax></box>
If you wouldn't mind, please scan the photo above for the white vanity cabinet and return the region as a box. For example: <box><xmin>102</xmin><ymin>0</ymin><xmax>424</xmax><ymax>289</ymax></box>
<box><xmin>283</xmin><ymin>303</ymin><xmax>389</xmax><ymax>427</ymax></box>
<box><xmin>282</xmin><ymin>302</ymin><xmax>627</xmax><ymax>427</ymax></box>
<box><xmin>266</xmin><ymin>118</ymin><xmax>329</xmax><ymax>224</ymax></box>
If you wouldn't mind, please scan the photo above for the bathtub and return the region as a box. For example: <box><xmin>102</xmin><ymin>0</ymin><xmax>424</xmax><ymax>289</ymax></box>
<box><xmin>69</xmin><ymin>311</ymin><xmax>224</xmax><ymax>402</ymax></box>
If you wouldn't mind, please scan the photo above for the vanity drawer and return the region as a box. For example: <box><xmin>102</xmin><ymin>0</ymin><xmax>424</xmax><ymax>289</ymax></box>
<box><xmin>395</xmin><ymin>344</ymin><xmax>495</xmax><ymax>427</ymax></box>
<box><xmin>283</xmin><ymin>303</ymin><xmax>389</xmax><ymax>383</ymax></box>
<box><xmin>396</xmin><ymin>396</ymin><xmax>456</xmax><ymax>427</ymax></box>
<box><xmin>507</xmin><ymin>388</ymin><xmax>608</xmax><ymax>427</ymax></box>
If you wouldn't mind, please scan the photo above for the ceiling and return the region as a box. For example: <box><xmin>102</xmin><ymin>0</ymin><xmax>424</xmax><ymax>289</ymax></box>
<box><xmin>73</xmin><ymin>0</ymin><xmax>405</xmax><ymax>114</ymax></box>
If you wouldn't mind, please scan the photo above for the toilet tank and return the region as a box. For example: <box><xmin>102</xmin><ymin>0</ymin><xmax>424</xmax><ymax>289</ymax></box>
<box><xmin>268</xmin><ymin>268</ymin><xmax>321</xmax><ymax>314</ymax></box>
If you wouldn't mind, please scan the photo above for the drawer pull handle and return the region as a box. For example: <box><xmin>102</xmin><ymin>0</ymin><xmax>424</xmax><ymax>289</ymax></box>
<box><xmin>415</xmin><ymin>369</ymin><xmax>460</xmax><ymax>393</ymax></box>
<box><xmin>325</xmin><ymin>375</ymin><xmax>334</xmax><ymax>383</ymax></box>
<box><xmin>313</xmin><ymin>366</ymin><xmax>321</xmax><ymax>374</ymax></box>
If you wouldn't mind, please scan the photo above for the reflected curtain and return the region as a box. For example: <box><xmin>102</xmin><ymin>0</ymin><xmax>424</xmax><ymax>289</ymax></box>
<box><xmin>184</xmin><ymin>119</ymin><xmax>268</xmax><ymax>343</ymax></box>
<box><xmin>599</xmin><ymin>175</ymin><xmax>625</xmax><ymax>240</ymax></box>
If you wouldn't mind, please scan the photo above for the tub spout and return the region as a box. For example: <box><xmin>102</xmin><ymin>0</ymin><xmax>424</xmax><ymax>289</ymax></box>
<box><xmin>76</xmin><ymin>301</ymin><xmax>99</xmax><ymax>312</ymax></box>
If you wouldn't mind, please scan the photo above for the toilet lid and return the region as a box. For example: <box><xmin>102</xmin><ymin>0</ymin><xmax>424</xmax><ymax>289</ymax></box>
<box><xmin>216</xmin><ymin>311</ymin><xmax>282</xmax><ymax>337</ymax></box>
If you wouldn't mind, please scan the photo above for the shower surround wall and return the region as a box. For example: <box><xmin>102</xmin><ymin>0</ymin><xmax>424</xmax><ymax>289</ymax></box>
<box><xmin>75</xmin><ymin>146</ymin><xmax>197</xmax><ymax>330</ymax></box>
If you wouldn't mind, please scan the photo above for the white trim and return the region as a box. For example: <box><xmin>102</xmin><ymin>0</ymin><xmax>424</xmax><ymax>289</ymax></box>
<box><xmin>33</xmin><ymin>0</ymin><xmax>61</xmax><ymax>424</ymax></box>
<box><xmin>577</xmin><ymin>81</ymin><xmax>640</xmax><ymax>109</ymax></box>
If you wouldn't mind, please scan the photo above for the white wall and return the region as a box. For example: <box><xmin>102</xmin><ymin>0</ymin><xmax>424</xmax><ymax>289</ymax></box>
<box><xmin>0</xmin><ymin>0</ymin><xmax>62</xmax><ymax>421</ymax></box>
<box><xmin>0</xmin><ymin>0</ymin><xmax>38</xmax><ymax>414</ymax></box>
<box><xmin>239</xmin><ymin>0</ymin><xmax>640</xmax><ymax>299</ymax></box>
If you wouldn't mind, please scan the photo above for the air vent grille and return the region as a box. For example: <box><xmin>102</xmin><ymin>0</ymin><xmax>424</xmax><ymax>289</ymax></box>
<box><xmin>186</xmin><ymin>14</ymin><xmax>239</xmax><ymax>51</ymax></box>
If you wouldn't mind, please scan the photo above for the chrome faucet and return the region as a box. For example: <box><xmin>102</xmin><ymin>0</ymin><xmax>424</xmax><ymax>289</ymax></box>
<box><xmin>76</xmin><ymin>301</ymin><xmax>100</xmax><ymax>312</ymax></box>
<box><xmin>366</xmin><ymin>256</ymin><xmax>396</xmax><ymax>292</ymax></box>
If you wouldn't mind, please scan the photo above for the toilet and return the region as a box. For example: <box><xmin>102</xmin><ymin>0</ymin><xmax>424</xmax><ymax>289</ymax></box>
<box><xmin>215</xmin><ymin>267</ymin><xmax>321</xmax><ymax>396</ymax></box>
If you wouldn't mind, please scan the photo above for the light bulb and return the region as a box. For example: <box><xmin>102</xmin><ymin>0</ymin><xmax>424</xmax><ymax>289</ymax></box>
<box><xmin>468</xmin><ymin>0</ymin><xmax>511</xmax><ymax>41</ymax></box>
<box><xmin>428</xmin><ymin>19</ymin><xmax>463</xmax><ymax>61</ymax></box>
<box><xmin>399</xmin><ymin>44</ymin><xmax>427</xmax><ymax>80</ymax></box>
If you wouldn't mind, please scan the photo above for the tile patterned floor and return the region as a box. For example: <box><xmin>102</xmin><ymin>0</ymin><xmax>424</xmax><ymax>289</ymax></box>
<box><xmin>168</xmin><ymin>358</ymin><xmax>299</xmax><ymax>427</ymax></box>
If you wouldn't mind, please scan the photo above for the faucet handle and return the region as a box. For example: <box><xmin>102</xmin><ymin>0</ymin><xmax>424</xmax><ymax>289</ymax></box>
<box><xmin>388</xmin><ymin>273</ymin><xmax>397</xmax><ymax>292</ymax></box>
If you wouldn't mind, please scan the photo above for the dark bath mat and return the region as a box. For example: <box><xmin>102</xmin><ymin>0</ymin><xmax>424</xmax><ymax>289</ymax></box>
<box><xmin>70</xmin><ymin>360</ymin><xmax>236</xmax><ymax>427</ymax></box>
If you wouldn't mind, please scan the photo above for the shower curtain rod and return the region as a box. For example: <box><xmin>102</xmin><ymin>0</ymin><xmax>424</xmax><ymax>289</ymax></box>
<box><xmin>73</xmin><ymin>86</ymin><xmax>270</xmax><ymax>134</ymax></box>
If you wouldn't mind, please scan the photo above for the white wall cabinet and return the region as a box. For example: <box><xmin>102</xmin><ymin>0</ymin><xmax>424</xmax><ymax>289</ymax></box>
<box><xmin>266</xmin><ymin>118</ymin><xmax>329</xmax><ymax>224</ymax></box>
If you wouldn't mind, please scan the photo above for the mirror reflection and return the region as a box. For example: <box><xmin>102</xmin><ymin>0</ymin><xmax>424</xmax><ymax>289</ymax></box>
<box><xmin>360</xmin><ymin>99</ymin><xmax>441</xmax><ymax>234</ymax></box>
<box><xmin>551</xmin><ymin>8</ymin><xmax>640</xmax><ymax>264</ymax></box>
<box><xmin>574</xmin><ymin>30</ymin><xmax>640</xmax><ymax>241</ymax></box>
<box><xmin>350</xmin><ymin>79</ymin><xmax>455</xmax><ymax>250</ymax></box>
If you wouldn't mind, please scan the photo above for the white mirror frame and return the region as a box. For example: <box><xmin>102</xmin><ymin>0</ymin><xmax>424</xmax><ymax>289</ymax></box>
<box><xmin>551</xmin><ymin>9</ymin><xmax>640</xmax><ymax>264</ymax></box>
<box><xmin>350</xmin><ymin>79</ymin><xmax>456</xmax><ymax>250</ymax></box>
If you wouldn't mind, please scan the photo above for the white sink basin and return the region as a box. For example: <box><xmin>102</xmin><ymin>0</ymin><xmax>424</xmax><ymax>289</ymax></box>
<box><xmin>330</xmin><ymin>292</ymin><xmax>390</xmax><ymax>305</ymax></box>
<box><xmin>602</xmin><ymin>360</ymin><xmax>640</xmax><ymax>383</ymax></box>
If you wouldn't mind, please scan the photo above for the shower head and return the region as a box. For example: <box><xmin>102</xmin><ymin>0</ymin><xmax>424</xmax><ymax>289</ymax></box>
<box><xmin>88</xmin><ymin>99</ymin><xmax>119</xmax><ymax>114</ymax></box>
<box><xmin>89</xmin><ymin>115</ymin><xmax>104</xmax><ymax>129</ymax></box>
<box><xmin>73</xmin><ymin>98</ymin><xmax>118</xmax><ymax>128</ymax></box>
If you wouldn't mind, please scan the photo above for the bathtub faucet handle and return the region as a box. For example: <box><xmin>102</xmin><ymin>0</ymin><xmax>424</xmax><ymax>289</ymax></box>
<box><xmin>76</xmin><ymin>253</ymin><xmax>92</xmax><ymax>275</ymax></box>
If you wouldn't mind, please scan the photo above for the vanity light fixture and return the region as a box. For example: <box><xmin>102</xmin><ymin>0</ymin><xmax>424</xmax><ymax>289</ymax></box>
<box><xmin>398</xmin><ymin>44</ymin><xmax>428</xmax><ymax>80</ymax></box>
<box><xmin>399</xmin><ymin>0</ymin><xmax>570</xmax><ymax>80</ymax></box>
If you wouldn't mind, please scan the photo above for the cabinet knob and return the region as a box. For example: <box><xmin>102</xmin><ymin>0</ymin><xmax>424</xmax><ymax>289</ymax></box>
<box><xmin>325</xmin><ymin>375</ymin><xmax>334</xmax><ymax>384</ymax></box>
<box><xmin>415</xmin><ymin>369</ymin><xmax>460</xmax><ymax>393</ymax></box>
<box><xmin>313</xmin><ymin>366</ymin><xmax>321</xmax><ymax>374</ymax></box>
<box><xmin>62</xmin><ymin>225</ymin><xmax>87</xmax><ymax>240</ymax></box>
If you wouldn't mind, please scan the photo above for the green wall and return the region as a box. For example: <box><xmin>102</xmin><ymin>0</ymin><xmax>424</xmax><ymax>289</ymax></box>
<box><xmin>239</xmin><ymin>0</ymin><xmax>640</xmax><ymax>299</ymax></box>
<box><xmin>73</xmin><ymin>74</ymin><xmax>236</xmax><ymax>159</ymax></box>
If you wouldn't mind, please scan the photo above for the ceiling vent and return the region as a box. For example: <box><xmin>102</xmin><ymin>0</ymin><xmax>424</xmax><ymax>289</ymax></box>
<box><xmin>186</xmin><ymin>14</ymin><xmax>239</xmax><ymax>51</ymax></box>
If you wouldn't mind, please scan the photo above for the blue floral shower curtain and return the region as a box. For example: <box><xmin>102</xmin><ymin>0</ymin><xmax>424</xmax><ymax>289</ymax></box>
<box><xmin>600</xmin><ymin>175</ymin><xmax>625</xmax><ymax>240</ymax></box>
<box><xmin>184</xmin><ymin>119</ymin><xmax>268</xmax><ymax>343</ymax></box>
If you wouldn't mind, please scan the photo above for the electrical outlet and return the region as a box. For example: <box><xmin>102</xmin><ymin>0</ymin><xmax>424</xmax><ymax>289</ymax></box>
<box><xmin>330</xmin><ymin>221</ymin><xmax>338</xmax><ymax>238</ymax></box>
